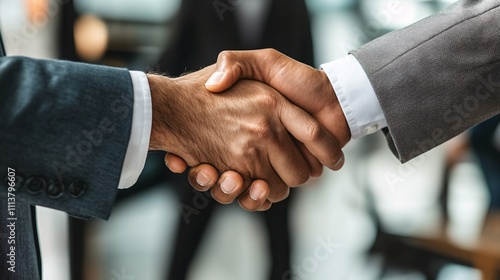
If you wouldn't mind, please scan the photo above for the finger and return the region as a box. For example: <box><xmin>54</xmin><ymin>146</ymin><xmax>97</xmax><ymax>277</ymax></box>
<box><xmin>256</xmin><ymin>200</ymin><xmax>272</xmax><ymax>211</ymax></box>
<box><xmin>297</xmin><ymin>142</ymin><xmax>323</xmax><ymax>177</ymax></box>
<box><xmin>164</xmin><ymin>153</ymin><xmax>188</xmax><ymax>173</ymax></box>
<box><xmin>188</xmin><ymin>164</ymin><xmax>220</xmax><ymax>192</ymax></box>
<box><xmin>254</xmin><ymin>165</ymin><xmax>290</xmax><ymax>203</ymax></box>
<box><xmin>266</xmin><ymin>124</ymin><xmax>310</xmax><ymax>196</ymax></box>
<box><xmin>210</xmin><ymin>171</ymin><xmax>246</xmax><ymax>205</ymax></box>
<box><xmin>280</xmin><ymin>102</ymin><xmax>345</xmax><ymax>171</ymax></box>
<box><xmin>237</xmin><ymin>180</ymin><xmax>270</xmax><ymax>211</ymax></box>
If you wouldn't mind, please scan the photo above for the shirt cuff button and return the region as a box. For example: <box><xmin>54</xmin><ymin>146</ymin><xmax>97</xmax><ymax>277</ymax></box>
<box><xmin>364</xmin><ymin>124</ymin><xmax>379</xmax><ymax>135</ymax></box>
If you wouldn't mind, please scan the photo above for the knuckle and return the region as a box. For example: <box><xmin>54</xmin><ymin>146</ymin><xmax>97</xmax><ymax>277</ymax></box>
<box><xmin>243</xmin><ymin>145</ymin><xmax>259</xmax><ymax>160</ymax></box>
<box><xmin>232</xmin><ymin>144</ymin><xmax>260</xmax><ymax>164</ymax></box>
<box><xmin>289</xmin><ymin>170</ymin><xmax>310</xmax><ymax>186</ymax></box>
<box><xmin>257</xmin><ymin>91</ymin><xmax>279</xmax><ymax>108</ymax></box>
<box><xmin>305</xmin><ymin>121</ymin><xmax>323</xmax><ymax>143</ymax></box>
<box><xmin>263</xmin><ymin>48</ymin><xmax>279</xmax><ymax>59</ymax></box>
<box><xmin>252</xmin><ymin>119</ymin><xmax>276</xmax><ymax>141</ymax></box>
<box><xmin>218</xmin><ymin>50</ymin><xmax>236</xmax><ymax>63</ymax></box>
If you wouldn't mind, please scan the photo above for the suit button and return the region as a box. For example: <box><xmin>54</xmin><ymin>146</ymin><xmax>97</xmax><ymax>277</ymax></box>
<box><xmin>47</xmin><ymin>180</ymin><xmax>65</xmax><ymax>199</ymax></box>
<box><xmin>68</xmin><ymin>180</ymin><xmax>87</xmax><ymax>198</ymax></box>
<box><xmin>3</xmin><ymin>174</ymin><xmax>25</xmax><ymax>191</ymax></box>
<box><xmin>25</xmin><ymin>177</ymin><xmax>46</xmax><ymax>194</ymax></box>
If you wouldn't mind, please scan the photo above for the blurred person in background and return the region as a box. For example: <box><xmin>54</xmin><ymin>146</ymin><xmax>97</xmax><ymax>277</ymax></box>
<box><xmin>156</xmin><ymin>0</ymin><xmax>315</xmax><ymax>279</ymax></box>
<box><xmin>470</xmin><ymin>116</ymin><xmax>500</xmax><ymax>209</ymax></box>
<box><xmin>447</xmin><ymin>115</ymin><xmax>500</xmax><ymax>210</ymax></box>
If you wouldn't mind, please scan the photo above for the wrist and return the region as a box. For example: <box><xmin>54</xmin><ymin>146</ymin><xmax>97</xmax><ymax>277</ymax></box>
<box><xmin>147</xmin><ymin>74</ymin><xmax>175</xmax><ymax>151</ymax></box>
<box><xmin>146</xmin><ymin>73</ymin><xmax>211</xmax><ymax>166</ymax></box>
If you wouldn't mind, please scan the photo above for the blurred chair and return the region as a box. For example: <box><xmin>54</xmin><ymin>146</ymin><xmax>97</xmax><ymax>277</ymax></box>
<box><xmin>366</xmin><ymin>124</ymin><xmax>500</xmax><ymax>280</ymax></box>
<box><xmin>156</xmin><ymin>1</ymin><xmax>314</xmax><ymax>279</ymax></box>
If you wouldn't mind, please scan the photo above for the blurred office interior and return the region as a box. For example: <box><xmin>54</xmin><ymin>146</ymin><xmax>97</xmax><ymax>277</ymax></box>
<box><xmin>1</xmin><ymin>0</ymin><xmax>499</xmax><ymax>279</ymax></box>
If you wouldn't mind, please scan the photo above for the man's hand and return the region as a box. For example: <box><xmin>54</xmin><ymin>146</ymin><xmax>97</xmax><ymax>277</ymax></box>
<box><xmin>207</xmin><ymin>49</ymin><xmax>351</xmax><ymax>146</ymax></box>
<box><xmin>164</xmin><ymin>49</ymin><xmax>352</xmax><ymax>210</ymax></box>
<box><xmin>148</xmin><ymin>65</ymin><xmax>343</xmax><ymax>210</ymax></box>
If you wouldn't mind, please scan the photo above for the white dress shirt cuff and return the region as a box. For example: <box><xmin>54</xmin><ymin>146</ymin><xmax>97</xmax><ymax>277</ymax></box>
<box><xmin>321</xmin><ymin>55</ymin><xmax>387</xmax><ymax>139</ymax></box>
<box><xmin>118</xmin><ymin>71</ymin><xmax>152</xmax><ymax>189</ymax></box>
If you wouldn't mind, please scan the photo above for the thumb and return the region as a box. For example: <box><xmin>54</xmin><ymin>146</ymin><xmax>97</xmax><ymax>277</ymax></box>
<box><xmin>204</xmin><ymin>51</ymin><xmax>249</xmax><ymax>93</ymax></box>
<box><xmin>205</xmin><ymin>71</ymin><xmax>229</xmax><ymax>93</ymax></box>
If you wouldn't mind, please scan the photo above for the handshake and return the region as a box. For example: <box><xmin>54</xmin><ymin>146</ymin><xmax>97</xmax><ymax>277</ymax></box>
<box><xmin>147</xmin><ymin>49</ymin><xmax>352</xmax><ymax>211</ymax></box>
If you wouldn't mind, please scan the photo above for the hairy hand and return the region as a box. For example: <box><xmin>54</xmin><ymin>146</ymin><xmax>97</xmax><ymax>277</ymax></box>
<box><xmin>165</xmin><ymin>49</ymin><xmax>352</xmax><ymax>210</ymax></box>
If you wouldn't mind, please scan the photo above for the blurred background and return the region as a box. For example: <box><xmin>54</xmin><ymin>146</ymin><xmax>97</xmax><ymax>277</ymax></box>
<box><xmin>1</xmin><ymin>0</ymin><xmax>500</xmax><ymax>279</ymax></box>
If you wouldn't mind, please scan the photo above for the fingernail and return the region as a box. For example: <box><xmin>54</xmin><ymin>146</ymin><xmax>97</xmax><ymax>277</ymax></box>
<box><xmin>250</xmin><ymin>186</ymin><xmax>265</xmax><ymax>201</ymax></box>
<box><xmin>334</xmin><ymin>156</ymin><xmax>344</xmax><ymax>167</ymax></box>
<box><xmin>196</xmin><ymin>171</ymin><xmax>210</xmax><ymax>187</ymax></box>
<box><xmin>221</xmin><ymin>177</ymin><xmax>237</xmax><ymax>194</ymax></box>
<box><xmin>205</xmin><ymin>71</ymin><xmax>224</xmax><ymax>86</ymax></box>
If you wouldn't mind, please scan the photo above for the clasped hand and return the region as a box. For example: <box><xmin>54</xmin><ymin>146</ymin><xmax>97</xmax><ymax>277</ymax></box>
<box><xmin>150</xmin><ymin>49</ymin><xmax>351</xmax><ymax>211</ymax></box>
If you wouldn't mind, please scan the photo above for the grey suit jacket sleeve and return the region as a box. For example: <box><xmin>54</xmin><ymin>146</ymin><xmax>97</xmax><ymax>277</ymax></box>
<box><xmin>0</xmin><ymin>56</ymin><xmax>134</xmax><ymax>219</ymax></box>
<box><xmin>351</xmin><ymin>0</ymin><xmax>500</xmax><ymax>162</ymax></box>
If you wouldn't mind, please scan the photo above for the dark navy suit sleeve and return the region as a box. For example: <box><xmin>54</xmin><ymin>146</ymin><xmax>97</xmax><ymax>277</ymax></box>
<box><xmin>0</xmin><ymin>56</ymin><xmax>134</xmax><ymax>220</ymax></box>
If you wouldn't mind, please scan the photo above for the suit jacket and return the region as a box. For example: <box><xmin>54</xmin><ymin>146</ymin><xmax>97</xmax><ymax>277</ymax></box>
<box><xmin>352</xmin><ymin>0</ymin><xmax>500</xmax><ymax>162</ymax></box>
<box><xmin>0</xmin><ymin>56</ymin><xmax>134</xmax><ymax>279</ymax></box>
